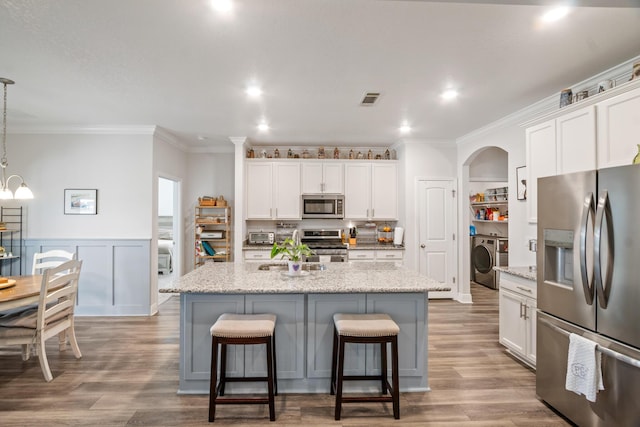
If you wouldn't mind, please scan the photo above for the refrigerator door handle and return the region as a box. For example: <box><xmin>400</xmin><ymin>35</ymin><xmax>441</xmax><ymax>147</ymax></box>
<box><xmin>579</xmin><ymin>192</ymin><xmax>595</xmax><ymax>305</ymax></box>
<box><xmin>594</xmin><ymin>190</ymin><xmax>614</xmax><ymax>309</ymax></box>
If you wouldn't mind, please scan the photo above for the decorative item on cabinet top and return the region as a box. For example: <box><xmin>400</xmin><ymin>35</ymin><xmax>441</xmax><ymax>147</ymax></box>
<box><xmin>245</xmin><ymin>147</ymin><xmax>397</xmax><ymax>160</ymax></box>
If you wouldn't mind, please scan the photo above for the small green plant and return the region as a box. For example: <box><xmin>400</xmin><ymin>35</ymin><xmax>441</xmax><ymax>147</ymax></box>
<box><xmin>270</xmin><ymin>238</ymin><xmax>314</xmax><ymax>262</ymax></box>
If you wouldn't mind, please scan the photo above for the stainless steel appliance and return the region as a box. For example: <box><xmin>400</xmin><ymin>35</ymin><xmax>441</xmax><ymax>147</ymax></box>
<box><xmin>301</xmin><ymin>194</ymin><xmax>344</xmax><ymax>219</ymax></box>
<box><xmin>537</xmin><ymin>165</ymin><xmax>640</xmax><ymax>426</ymax></box>
<box><xmin>300</xmin><ymin>229</ymin><xmax>347</xmax><ymax>262</ymax></box>
<box><xmin>471</xmin><ymin>236</ymin><xmax>508</xmax><ymax>289</ymax></box>
<box><xmin>248</xmin><ymin>231</ymin><xmax>274</xmax><ymax>245</ymax></box>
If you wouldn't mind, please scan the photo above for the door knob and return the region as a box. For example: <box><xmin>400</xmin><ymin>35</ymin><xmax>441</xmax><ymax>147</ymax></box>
<box><xmin>420</xmin><ymin>244</ymin><xmax>426</xmax><ymax>248</ymax></box>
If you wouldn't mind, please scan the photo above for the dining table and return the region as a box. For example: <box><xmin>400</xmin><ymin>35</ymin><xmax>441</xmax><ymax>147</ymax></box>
<box><xmin>0</xmin><ymin>275</ymin><xmax>45</xmax><ymax>311</ymax></box>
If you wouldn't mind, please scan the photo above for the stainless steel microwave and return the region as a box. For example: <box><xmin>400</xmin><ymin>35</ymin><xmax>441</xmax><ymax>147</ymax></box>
<box><xmin>301</xmin><ymin>194</ymin><xmax>344</xmax><ymax>219</ymax></box>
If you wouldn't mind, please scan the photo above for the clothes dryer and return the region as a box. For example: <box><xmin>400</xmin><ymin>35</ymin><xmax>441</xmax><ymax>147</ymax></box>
<box><xmin>471</xmin><ymin>236</ymin><xmax>508</xmax><ymax>289</ymax></box>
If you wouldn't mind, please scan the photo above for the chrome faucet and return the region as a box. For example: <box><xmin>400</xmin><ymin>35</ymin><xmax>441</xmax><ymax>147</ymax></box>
<box><xmin>292</xmin><ymin>229</ymin><xmax>301</xmax><ymax>246</ymax></box>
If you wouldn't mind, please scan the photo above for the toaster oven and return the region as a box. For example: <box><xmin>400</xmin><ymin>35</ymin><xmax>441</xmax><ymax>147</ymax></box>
<box><xmin>248</xmin><ymin>231</ymin><xmax>275</xmax><ymax>245</ymax></box>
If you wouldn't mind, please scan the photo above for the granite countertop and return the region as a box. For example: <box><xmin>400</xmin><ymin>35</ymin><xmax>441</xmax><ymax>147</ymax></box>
<box><xmin>161</xmin><ymin>261</ymin><xmax>448</xmax><ymax>294</ymax></box>
<box><xmin>494</xmin><ymin>266</ymin><xmax>537</xmax><ymax>281</ymax></box>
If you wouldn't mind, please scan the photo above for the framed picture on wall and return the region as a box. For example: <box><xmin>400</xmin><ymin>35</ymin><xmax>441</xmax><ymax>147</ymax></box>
<box><xmin>516</xmin><ymin>166</ymin><xmax>527</xmax><ymax>200</ymax></box>
<box><xmin>64</xmin><ymin>189</ymin><xmax>98</xmax><ymax>215</ymax></box>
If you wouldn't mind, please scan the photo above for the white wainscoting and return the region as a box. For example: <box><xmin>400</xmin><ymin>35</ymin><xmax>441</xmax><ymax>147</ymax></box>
<box><xmin>25</xmin><ymin>239</ymin><xmax>152</xmax><ymax>316</ymax></box>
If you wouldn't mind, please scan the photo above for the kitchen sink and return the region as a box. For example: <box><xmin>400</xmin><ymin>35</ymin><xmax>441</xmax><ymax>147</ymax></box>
<box><xmin>258</xmin><ymin>263</ymin><xmax>326</xmax><ymax>271</ymax></box>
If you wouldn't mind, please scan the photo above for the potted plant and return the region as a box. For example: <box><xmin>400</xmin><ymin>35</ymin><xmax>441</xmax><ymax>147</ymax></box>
<box><xmin>270</xmin><ymin>238</ymin><xmax>314</xmax><ymax>275</ymax></box>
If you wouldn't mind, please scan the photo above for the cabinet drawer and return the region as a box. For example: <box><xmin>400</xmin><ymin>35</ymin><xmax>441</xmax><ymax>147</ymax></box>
<box><xmin>376</xmin><ymin>250</ymin><xmax>403</xmax><ymax>260</ymax></box>
<box><xmin>244</xmin><ymin>250</ymin><xmax>271</xmax><ymax>261</ymax></box>
<box><xmin>349</xmin><ymin>250</ymin><xmax>375</xmax><ymax>261</ymax></box>
<box><xmin>498</xmin><ymin>272</ymin><xmax>536</xmax><ymax>298</ymax></box>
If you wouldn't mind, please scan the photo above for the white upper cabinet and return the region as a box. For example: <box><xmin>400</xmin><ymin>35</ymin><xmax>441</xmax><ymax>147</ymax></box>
<box><xmin>525</xmin><ymin>105</ymin><xmax>596</xmax><ymax>223</ymax></box>
<box><xmin>344</xmin><ymin>162</ymin><xmax>398</xmax><ymax>220</ymax></box>
<box><xmin>526</xmin><ymin>119</ymin><xmax>556</xmax><ymax>224</ymax></box>
<box><xmin>596</xmin><ymin>88</ymin><xmax>640</xmax><ymax>169</ymax></box>
<box><xmin>344</xmin><ymin>163</ymin><xmax>371</xmax><ymax>219</ymax></box>
<box><xmin>301</xmin><ymin>162</ymin><xmax>344</xmax><ymax>194</ymax></box>
<box><xmin>246</xmin><ymin>162</ymin><xmax>301</xmax><ymax>220</ymax></box>
<box><xmin>246</xmin><ymin>162</ymin><xmax>273</xmax><ymax>219</ymax></box>
<box><xmin>371</xmin><ymin>163</ymin><xmax>398</xmax><ymax>220</ymax></box>
<box><xmin>556</xmin><ymin>106</ymin><xmax>596</xmax><ymax>174</ymax></box>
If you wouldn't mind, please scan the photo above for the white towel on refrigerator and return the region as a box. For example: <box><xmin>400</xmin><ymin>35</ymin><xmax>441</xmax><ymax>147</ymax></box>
<box><xmin>565</xmin><ymin>333</ymin><xmax>604</xmax><ymax>402</ymax></box>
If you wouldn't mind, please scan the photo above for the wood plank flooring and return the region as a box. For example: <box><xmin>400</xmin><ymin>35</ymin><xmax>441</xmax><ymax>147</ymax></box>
<box><xmin>0</xmin><ymin>284</ymin><xmax>571</xmax><ymax>426</ymax></box>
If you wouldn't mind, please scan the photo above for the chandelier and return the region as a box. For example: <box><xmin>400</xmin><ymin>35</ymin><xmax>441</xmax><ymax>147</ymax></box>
<box><xmin>0</xmin><ymin>78</ymin><xmax>33</xmax><ymax>200</ymax></box>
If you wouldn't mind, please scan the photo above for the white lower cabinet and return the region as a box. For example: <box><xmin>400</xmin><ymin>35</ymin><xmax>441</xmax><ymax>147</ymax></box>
<box><xmin>498</xmin><ymin>272</ymin><xmax>537</xmax><ymax>368</ymax></box>
<box><xmin>348</xmin><ymin>249</ymin><xmax>403</xmax><ymax>263</ymax></box>
<box><xmin>243</xmin><ymin>250</ymin><xmax>272</xmax><ymax>262</ymax></box>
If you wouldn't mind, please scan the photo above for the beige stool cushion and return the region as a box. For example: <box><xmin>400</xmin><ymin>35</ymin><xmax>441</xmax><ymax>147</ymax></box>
<box><xmin>333</xmin><ymin>313</ymin><xmax>399</xmax><ymax>337</ymax></box>
<box><xmin>210</xmin><ymin>313</ymin><xmax>276</xmax><ymax>338</ymax></box>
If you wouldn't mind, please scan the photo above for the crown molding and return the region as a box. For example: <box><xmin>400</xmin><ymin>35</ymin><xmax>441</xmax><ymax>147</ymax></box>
<box><xmin>9</xmin><ymin>125</ymin><xmax>156</xmax><ymax>135</ymax></box>
<box><xmin>457</xmin><ymin>54</ymin><xmax>640</xmax><ymax>145</ymax></box>
<box><xmin>153</xmin><ymin>127</ymin><xmax>191</xmax><ymax>152</ymax></box>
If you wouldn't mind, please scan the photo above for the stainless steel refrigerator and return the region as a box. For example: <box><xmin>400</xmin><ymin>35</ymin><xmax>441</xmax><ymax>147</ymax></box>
<box><xmin>537</xmin><ymin>164</ymin><xmax>640</xmax><ymax>427</ymax></box>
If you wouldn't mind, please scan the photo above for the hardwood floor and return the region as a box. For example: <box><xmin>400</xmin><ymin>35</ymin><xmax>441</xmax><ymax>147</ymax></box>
<box><xmin>0</xmin><ymin>284</ymin><xmax>570</xmax><ymax>426</ymax></box>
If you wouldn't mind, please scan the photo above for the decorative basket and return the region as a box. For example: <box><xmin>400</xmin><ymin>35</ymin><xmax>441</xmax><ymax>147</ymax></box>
<box><xmin>216</xmin><ymin>196</ymin><xmax>227</xmax><ymax>207</ymax></box>
<box><xmin>199</xmin><ymin>196</ymin><xmax>216</xmax><ymax>207</ymax></box>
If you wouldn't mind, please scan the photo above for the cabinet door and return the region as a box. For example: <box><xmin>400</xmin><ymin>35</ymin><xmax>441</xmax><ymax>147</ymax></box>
<box><xmin>525</xmin><ymin>297</ymin><xmax>537</xmax><ymax>366</ymax></box>
<box><xmin>596</xmin><ymin>87</ymin><xmax>640</xmax><ymax>169</ymax></box>
<box><xmin>245</xmin><ymin>295</ymin><xmax>305</xmax><ymax>379</ymax></box>
<box><xmin>371</xmin><ymin>163</ymin><xmax>398</xmax><ymax>220</ymax></box>
<box><xmin>246</xmin><ymin>163</ymin><xmax>273</xmax><ymax>219</ymax></box>
<box><xmin>344</xmin><ymin>163</ymin><xmax>371</xmax><ymax>219</ymax></box>
<box><xmin>498</xmin><ymin>288</ymin><xmax>526</xmax><ymax>356</ymax></box>
<box><xmin>366</xmin><ymin>293</ymin><xmax>426</xmax><ymax>377</ymax></box>
<box><xmin>526</xmin><ymin>119</ymin><xmax>556</xmax><ymax>223</ymax></box>
<box><xmin>323</xmin><ymin>163</ymin><xmax>344</xmax><ymax>194</ymax></box>
<box><xmin>556</xmin><ymin>106</ymin><xmax>596</xmax><ymax>174</ymax></box>
<box><xmin>273</xmin><ymin>163</ymin><xmax>301</xmax><ymax>219</ymax></box>
<box><xmin>301</xmin><ymin>162</ymin><xmax>323</xmax><ymax>194</ymax></box>
<box><xmin>307</xmin><ymin>294</ymin><xmax>366</xmax><ymax>378</ymax></box>
<box><xmin>243</xmin><ymin>250</ymin><xmax>271</xmax><ymax>262</ymax></box>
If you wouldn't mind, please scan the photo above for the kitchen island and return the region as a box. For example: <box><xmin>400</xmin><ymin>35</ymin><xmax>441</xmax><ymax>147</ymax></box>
<box><xmin>161</xmin><ymin>261</ymin><xmax>449</xmax><ymax>394</ymax></box>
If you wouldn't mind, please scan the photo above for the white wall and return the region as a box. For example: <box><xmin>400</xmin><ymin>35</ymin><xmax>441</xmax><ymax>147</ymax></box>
<box><xmin>4</xmin><ymin>133</ymin><xmax>153</xmax><ymax>239</ymax></box>
<box><xmin>397</xmin><ymin>140</ymin><xmax>457</xmax><ymax>272</ymax></box>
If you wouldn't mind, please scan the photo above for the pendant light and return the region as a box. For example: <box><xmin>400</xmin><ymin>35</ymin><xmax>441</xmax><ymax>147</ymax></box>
<box><xmin>0</xmin><ymin>78</ymin><xmax>33</xmax><ymax>200</ymax></box>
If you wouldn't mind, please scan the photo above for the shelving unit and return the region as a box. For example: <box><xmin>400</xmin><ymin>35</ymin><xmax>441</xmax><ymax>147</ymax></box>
<box><xmin>470</xmin><ymin>200</ymin><xmax>508</xmax><ymax>223</ymax></box>
<box><xmin>0</xmin><ymin>206</ymin><xmax>24</xmax><ymax>276</ymax></box>
<box><xmin>195</xmin><ymin>205</ymin><xmax>231</xmax><ymax>267</ymax></box>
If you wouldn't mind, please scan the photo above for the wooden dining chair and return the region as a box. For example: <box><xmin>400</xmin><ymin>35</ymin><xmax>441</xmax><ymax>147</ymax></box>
<box><xmin>32</xmin><ymin>249</ymin><xmax>76</xmax><ymax>275</ymax></box>
<box><xmin>0</xmin><ymin>259</ymin><xmax>83</xmax><ymax>382</ymax></box>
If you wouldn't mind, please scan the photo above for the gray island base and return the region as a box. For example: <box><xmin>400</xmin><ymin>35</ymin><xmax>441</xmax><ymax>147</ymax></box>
<box><xmin>161</xmin><ymin>262</ymin><xmax>449</xmax><ymax>395</ymax></box>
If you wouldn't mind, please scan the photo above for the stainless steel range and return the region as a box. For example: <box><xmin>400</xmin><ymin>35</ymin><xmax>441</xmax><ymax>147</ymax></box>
<box><xmin>300</xmin><ymin>229</ymin><xmax>347</xmax><ymax>263</ymax></box>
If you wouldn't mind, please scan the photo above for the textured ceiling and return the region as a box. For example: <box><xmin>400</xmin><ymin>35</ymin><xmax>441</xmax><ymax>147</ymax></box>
<box><xmin>1</xmin><ymin>0</ymin><xmax>639</xmax><ymax>149</ymax></box>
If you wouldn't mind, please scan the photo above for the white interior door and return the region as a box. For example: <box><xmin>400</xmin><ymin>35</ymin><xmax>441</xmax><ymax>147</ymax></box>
<box><xmin>418</xmin><ymin>180</ymin><xmax>455</xmax><ymax>299</ymax></box>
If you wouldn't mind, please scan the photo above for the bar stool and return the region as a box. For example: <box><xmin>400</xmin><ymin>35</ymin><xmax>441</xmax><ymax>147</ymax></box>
<box><xmin>208</xmin><ymin>313</ymin><xmax>277</xmax><ymax>422</ymax></box>
<box><xmin>330</xmin><ymin>313</ymin><xmax>400</xmax><ymax>420</ymax></box>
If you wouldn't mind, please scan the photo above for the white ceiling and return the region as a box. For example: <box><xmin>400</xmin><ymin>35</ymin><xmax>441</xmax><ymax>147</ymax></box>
<box><xmin>1</xmin><ymin>0</ymin><xmax>639</xmax><ymax>149</ymax></box>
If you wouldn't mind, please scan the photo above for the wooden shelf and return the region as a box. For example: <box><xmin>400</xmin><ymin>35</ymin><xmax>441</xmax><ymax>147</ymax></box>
<box><xmin>195</xmin><ymin>205</ymin><xmax>231</xmax><ymax>266</ymax></box>
<box><xmin>472</xmin><ymin>219</ymin><xmax>508</xmax><ymax>223</ymax></box>
<box><xmin>471</xmin><ymin>200</ymin><xmax>508</xmax><ymax>206</ymax></box>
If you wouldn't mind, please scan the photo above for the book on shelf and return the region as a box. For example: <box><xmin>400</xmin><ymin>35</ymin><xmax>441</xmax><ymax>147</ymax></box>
<box><xmin>201</xmin><ymin>241</ymin><xmax>216</xmax><ymax>256</ymax></box>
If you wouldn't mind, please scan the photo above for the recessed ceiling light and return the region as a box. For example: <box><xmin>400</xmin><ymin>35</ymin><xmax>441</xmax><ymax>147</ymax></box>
<box><xmin>258</xmin><ymin>122</ymin><xmax>269</xmax><ymax>132</ymax></box>
<box><xmin>541</xmin><ymin>6</ymin><xmax>569</xmax><ymax>23</ymax></box>
<box><xmin>399</xmin><ymin>121</ymin><xmax>411</xmax><ymax>134</ymax></box>
<box><xmin>441</xmin><ymin>89</ymin><xmax>458</xmax><ymax>101</ymax></box>
<box><xmin>197</xmin><ymin>135</ymin><xmax>207</xmax><ymax>141</ymax></box>
<box><xmin>210</xmin><ymin>0</ymin><xmax>232</xmax><ymax>13</ymax></box>
<box><xmin>246</xmin><ymin>85</ymin><xmax>263</xmax><ymax>98</ymax></box>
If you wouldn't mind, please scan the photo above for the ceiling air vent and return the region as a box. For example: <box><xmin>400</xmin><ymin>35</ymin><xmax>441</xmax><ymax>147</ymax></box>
<box><xmin>360</xmin><ymin>92</ymin><xmax>380</xmax><ymax>106</ymax></box>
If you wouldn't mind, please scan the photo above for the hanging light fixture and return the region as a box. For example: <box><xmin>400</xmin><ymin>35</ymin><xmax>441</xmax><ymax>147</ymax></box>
<box><xmin>0</xmin><ymin>78</ymin><xmax>33</xmax><ymax>200</ymax></box>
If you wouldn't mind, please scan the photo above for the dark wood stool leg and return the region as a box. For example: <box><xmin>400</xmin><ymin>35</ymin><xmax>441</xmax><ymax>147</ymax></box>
<box><xmin>380</xmin><ymin>340</ymin><xmax>388</xmax><ymax>395</ymax></box>
<box><xmin>334</xmin><ymin>336</ymin><xmax>346</xmax><ymax>421</ymax></box>
<box><xmin>266</xmin><ymin>338</ymin><xmax>276</xmax><ymax>421</ymax></box>
<box><xmin>219</xmin><ymin>343</ymin><xmax>227</xmax><ymax>396</ymax></box>
<box><xmin>330</xmin><ymin>326</ymin><xmax>338</xmax><ymax>395</ymax></box>
<box><xmin>391</xmin><ymin>336</ymin><xmax>400</xmax><ymax>419</ymax></box>
<box><xmin>271</xmin><ymin>333</ymin><xmax>278</xmax><ymax>396</ymax></box>
<box><xmin>208</xmin><ymin>337</ymin><xmax>219</xmax><ymax>422</ymax></box>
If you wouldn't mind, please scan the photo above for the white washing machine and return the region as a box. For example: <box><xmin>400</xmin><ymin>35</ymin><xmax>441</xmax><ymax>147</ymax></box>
<box><xmin>472</xmin><ymin>236</ymin><xmax>508</xmax><ymax>289</ymax></box>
